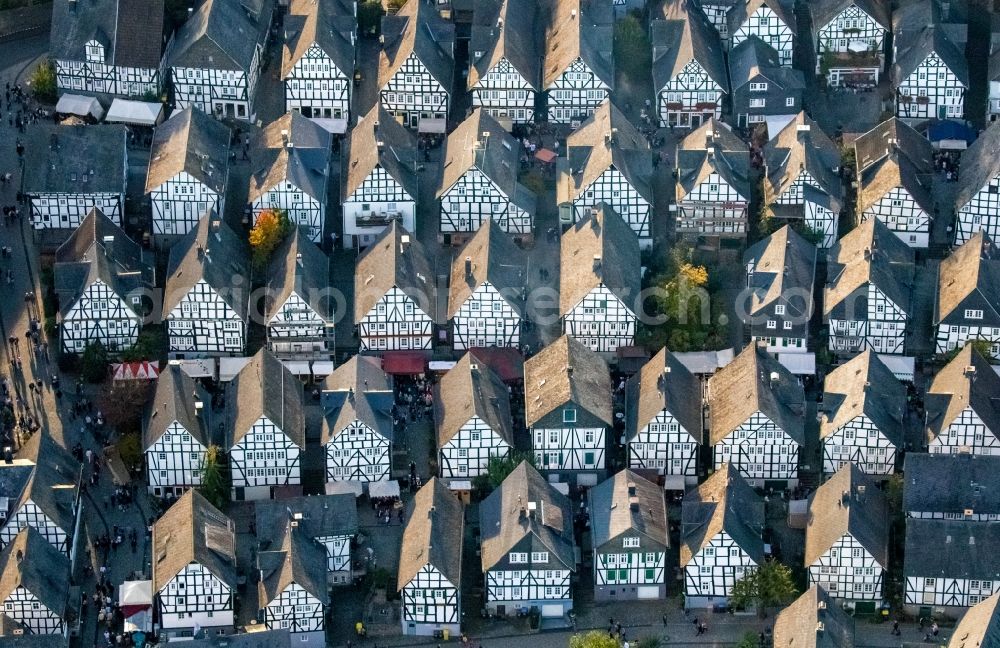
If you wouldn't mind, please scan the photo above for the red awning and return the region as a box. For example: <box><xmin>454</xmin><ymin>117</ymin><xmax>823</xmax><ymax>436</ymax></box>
<box><xmin>381</xmin><ymin>352</ymin><xmax>427</xmax><ymax>375</ymax></box>
<box><xmin>121</xmin><ymin>604</ymin><xmax>150</xmax><ymax>618</ymax></box>
<box><xmin>468</xmin><ymin>347</ymin><xmax>524</xmax><ymax>383</ymax></box>
<box><xmin>535</xmin><ymin>148</ymin><xmax>557</xmax><ymax>164</ymax></box>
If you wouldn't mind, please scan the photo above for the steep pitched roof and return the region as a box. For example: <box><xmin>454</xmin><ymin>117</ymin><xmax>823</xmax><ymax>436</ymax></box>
<box><xmin>264</xmin><ymin>229</ymin><xmax>332</xmax><ymax>323</ymax></box>
<box><xmin>255</xmin><ymin>495</ymin><xmax>359</xmax><ymax>550</ymax></box>
<box><xmin>319</xmin><ymin>355</ymin><xmax>394</xmax><ymax>443</ymax></box>
<box><xmin>935</xmin><ymin>232</ymin><xmax>1000</xmax><ymax>325</ymax></box>
<box><xmin>152</xmin><ymin>491</ymin><xmax>238</xmax><ymax>591</ymax></box>
<box><xmin>257</xmin><ymin>526</ymin><xmax>329</xmax><ymax>606</ymax></box>
<box><xmin>728</xmin><ymin>36</ymin><xmax>805</xmax><ymax>90</ymax></box>
<box><xmin>742</xmin><ymin>225</ymin><xmax>816</xmax><ymax>320</ymax></box>
<box><xmin>523</xmin><ymin>335</ymin><xmax>612</xmax><ymax>427</ymax></box>
<box><xmin>0</xmin><ymin>528</ymin><xmax>69</xmax><ymax>621</ymax></box>
<box><xmin>903</xmin><ymin>453</ymin><xmax>1000</xmax><ymax>517</ymax></box>
<box><xmin>435</xmin><ymin>353</ymin><xmax>514</xmax><ymax>447</ymax></box>
<box><xmin>51</xmin><ymin>0</ymin><xmax>165</xmax><ymax>68</ymax></box>
<box><xmin>227</xmin><ymin>350</ymin><xmax>305</xmax><ymax>448</ymax></box>
<box><xmin>855</xmin><ymin>118</ymin><xmax>936</xmax><ymax>216</ymax></box>
<box><xmin>354</xmin><ymin>222</ymin><xmax>436</xmax><ymax>322</ymax></box>
<box><xmin>23</xmin><ymin>124</ymin><xmax>127</xmax><ymax>196</ymax></box>
<box><xmin>893</xmin><ymin>0</ymin><xmax>969</xmax><ymax>87</ymax></box>
<box><xmin>808</xmin><ymin>0</ymin><xmax>890</xmax><ymax>34</ymax></box>
<box><xmin>625</xmin><ymin>346</ymin><xmax>703</xmax><ymax>443</ymax></box>
<box><xmin>143</xmin><ymin>364</ymin><xmax>213</xmax><ymax>449</ymax></box>
<box><xmin>764</xmin><ymin>112</ymin><xmax>842</xmax><ymax>204</ymax></box>
<box><xmin>805</xmin><ymin>464</ymin><xmax>889</xmax><ymax>566</ymax></box>
<box><xmin>542</xmin><ymin>0</ymin><xmax>614</xmax><ymax>88</ymax></box>
<box><xmin>249</xmin><ymin>112</ymin><xmax>332</xmax><ymax>203</ymax></box>
<box><xmin>949</xmin><ymin>592</ymin><xmax>1000</xmax><ymax>647</ymax></box>
<box><xmin>819</xmin><ymin>351</ymin><xmax>904</xmax><ymax>446</ymax></box>
<box><xmin>904</xmin><ymin>519</ymin><xmax>1000</xmax><ymax>582</ymax></box>
<box><xmin>773</xmin><ymin>586</ymin><xmax>855</xmax><ymax>648</ymax></box>
<box><xmin>341</xmin><ymin>103</ymin><xmax>419</xmax><ymax>201</ymax></box>
<box><xmin>675</xmin><ymin>118</ymin><xmax>751</xmax><ymax>202</ymax></box>
<box><xmin>589</xmin><ymin>470</ymin><xmax>668</xmax><ymax>549</ymax></box>
<box><xmin>378</xmin><ymin>0</ymin><xmax>455</xmax><ymax>90</ymax></box>
<box><xmin>166</xmin><ymin>0</ymin><xmax>273</xmax><ymax>71</ymax></box>
<box><xmin>559</xmin><ymin>204</ymin><xmax>641</xmax><ymax>315</ymax></box>
<box><xmin>727</xmin><ymin>0</ymin><xmax>797</xmax><ymax>40</ymax></box>
<box><xmin>468</xmin><ymin>0</ymin><xmax>541</xmax><ymax>91</ymax></box>
<box><xmin>651</xmin><ymin>0</ymin><xmax>728</xmax><ymax>93</ymax></box>
<box><xmin>145</xmin><ymin>107</ymin><xmax>231</xmax><ymax>195</ymax></box>
<box><xmin>681</xmin><ymin>463</ymin><xmax>764</xmax><ymax>565</ymax></box>
<box><xmin>448</xmin><ymin>218</ymin><xmax>526</xmax><ymax>318</ymax></box>
<box><xmin>398</xmin><ymin>478</ymin><xmax>465</xmax><ymax>587</ymax></box>
<box><xmin>954</xmin><ymin>123</ymin><xmax>1000</xmax><ymax>214</ymax></box>
<box><xmin>281</xmin><ymin>0</ymin><xmax>355</xmax><ymax>80</ymax></box>
<box><xmin>925</xmin><ymin>345</ymin><xmax>1000</xmax><ymax>442</ymax></box>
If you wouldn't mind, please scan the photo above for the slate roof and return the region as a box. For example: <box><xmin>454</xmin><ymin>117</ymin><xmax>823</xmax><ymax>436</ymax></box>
<box><xmin>319</xmin><ymin>355</ymin><xmax>395</xmax><ymax>443</ymax></box>
<box><xmin>904</xmin><ymin>519</ymin><xmax>1000</xmax><ymax>582</ymax></box>
<box><xmin>479</xmin><ymin>462</ymin><xmax>575</xmax><ymax>571</ymax></box>
<box><xmin>819</xmin><ymin>351</ymin><xmax>904</xmax><ymax>445</ymax></box>
<box><xmin>559</xmin><ymin>204</ymin><xmax>641</xmax><ymax>316</ymax></box>
<box><xmin>764</xmin><ymin>112</ymin><xmax>842</xmax><ymax>205</ymax></box>
<box><xmin>773</xmin><ymin>586</ymin><xmax>855</xmax><ymax>648</ymax></box>
<box><xmin>925</xmin><ymin>345</ymin><xmax>1000</xmax><ymax>445</ymax></box>
<box><xmin>398</xmin><ymin>478</ymin><xmax>465</xmax><ymax>587</ymax></box>
<box><xmin>166</xmin><ymin>0</ymin><xmax>273</xmax><ymax>71</ymax></box>
<box><xmin>824</xmin><ymin>216</ymin><xmax>915</xmax><ymax>320</ymax></box>
<box><xmin>264</xmin><ymin>229</ymin><xmax>332</xmax><ymax>323</ymax></box>
<box><xmin>23</xmin><ymin>125</ymin><xmax>127</xmax><ymax>197</ymax></box>
<box><xmin>542</xmin><ymin>0</ymin><xmax>614</xmax><ymax>89</ymax></box>
<box><xmin>523</xmin><ymin>335</ymin><xmax>612</xmax><ymax>427</ymax></box>
<box><xmin>948</xmin><ymin>593</ymin><xmax>1000</xmax><ymax>648</ymax></box>
<box><xmin>448</xmin><ymin>218</ymin><xmax>526</xmax><ymax>318</ymax></box>
<box><xmin>53</xmin><ymin>208</ymin><xmax>152</xmax><ymax>317</ymax></box>
<box><xmin>954</xmin><ymin>124</ymin><xmax>1000</xmax><ymax>214</ymax></box>
<box><xmin>281</xmin><ymin>0</ymin><xmax>356</xmax><ymax>80</ymax></box>
<box><xmin>379</xmin><ymin>0</ymin><xmax>455</xmax><ymax>90</ymax></box>
<box><xmin>0</xmin><ymin>629</ymin><xmax>69</xmax><ymax>648</ymax></box>
<box><xmin>163</xmin><ymin>212</ymin><xmax>250</xmax><ymax>319</ymax></box>
<box><xmin>468</xmin><ymin>0</ymin><xmax>541</xmax><ymax>91</ymax></box>
<box><xmin>142</xmin><ymin>363</ymin><xmax>213</xmax><ymax>450</ymax></box>
<box><xmin>354</xmin><ymin>222</ymin><xmax>436</xmax><ymax>322</ymax></box>
<box><xmin>0</xmin><ymin>528</ymin><xmax>69</xmax><ymax>621</ymax></box>
<box><xmin>152</xmin><ymin>490</ymin><xmax>238</xmax><ymax>592</ymax></box>
<box><xmin>145</xmin><ymin>107</ymin><xmax>231</xmax><ymax>196</ymax></box>
<box><xmin>676</xmin><ymin>119</ymin><xmax>751</xmax><ymax>202</ymax></box>
<box><xmin>680</xmin><ymin>463</ymin><xmax>764</xmax><ymax>565</ymax></box>
<box><xmin>903</xmin><ymin>453</ymin><xmax>1000</xmax><ymax>517</ymax></box>
<box><xmin>707</xmin><ymin>345</ymin><xmax>805</xmax><ymax>445</ymax></box>
<box><xmin>51</xmin><ymin>0</ymin><xmax>165</xmax><ymax>68</ymax></box>
<box><xmin>854</xmin><ymin>118</ymin><xmax>936</xmax><ymax>216</ymax></box>
<box><xmin>255</xmin><ymin>494</ymin><xmax>359</xmax><ymax>551</ymax></box>
<box><xmin>435</xmin><ymin>353</ymin><xmax>514</xmax><ymax>447</ymax></box>
<box><xmin>249</xmin><ymin>112</ymin><xmax>332</xmax><ymax>204</ymax></box>
<box><xmin>742</xmin><ymin>225</ymin><xmax>816</xmax><ymax>321</ymax></box>
<box><xmin>3</xmin><ymin>434</ymin><xmax>79</xmax><ymax>541</ymax></box>
<box><xmin>935</xmin><ymin>232</ymin><xmax>1000</xmax><ymax>326</ymax></box>
<box><xmin>893</xmin><ymin>0</ymin><xmax>969</xmax><ymax>87</ymax></box>
<box><xmin>651</xmin><ymin>0</ymin><xmax>728</xmax><ymax>93</ymax></box>
<box><xmin>625</xmin><ymin>347</ymin><xmax>703</xmax><ymax>443</ymax></box>
<box><xmin>589</xmin><ymin>470</ymin><xmax>668</xmax><ymax>549</ymax></box>
<box><xmin>227</xmin><ymin>350</ymin><xmax>306</xmax><ymax>449</ymax></box>
<box><xmin>727</xmin><ymin>0</ymin><xmax>797</xmax><ymax>40</ymax></box>
<box><xmin>728</xmin><ymin>36</ymin><xmax>805</xmax><ymax>91</ymax></box>
<box><xmin>182</xmin><ymin>631</ymin><xmax>292</xmax><ymax>648</ymax></box>
<box><xmin>805</xmin><ymin>464</ymin><xmax>889</xmax><ymax>567</ymax></box>
<box><xmin>808</xmin><ymin>0</ymin><xmax>890</xmax><ymax>34</ymax></box>
<box><xmin>257</xmin><ymin>526</ymin><xmax>329</xmax><ymax>606</ymax></box>
<box><xmin>341</xmin><ymin>103</ymin><xmax>419</xmax><ymax>201</ymax></box>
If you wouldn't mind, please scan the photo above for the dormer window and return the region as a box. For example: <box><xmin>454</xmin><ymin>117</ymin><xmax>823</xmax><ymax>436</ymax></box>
<box><xmin>965</xmin><ymin>309</ymin><xmax>984</xmax><ymax>320</ymax></box>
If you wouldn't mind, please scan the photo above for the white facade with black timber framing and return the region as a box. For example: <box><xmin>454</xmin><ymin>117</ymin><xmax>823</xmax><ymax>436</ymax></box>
<box><xmin>144</xmin><ymin>365</ymin><xmax>213</xmax><ymax>497</ymax></box>
<box><xmin>265</xmin><ymin>231</ymin><xmax>334</xmax><ymax>360</ymax></box>
<box><xmin>468</xmin><ymin>0</ymin><xmax>540</xmax><ymax>125</ymax></box>
<box><xmin>811</xmin><ymin>0</ymin><xmax>889</xmax><ymax>87</ymax></box>
<box><xmin>675</xmin><ymin>119</ymin><xmax>751</xmax><ymax>239</ymax></box>
<box><xmin>542</xmin><ymin>0</ymin><xmax>614</xmax><ymax>124</ymax></box>
<box><xmin>727</xmin><ymin>0</ymin><xmax>795</xmax><ymax>66</ymax></box>
<box><xmin>0</xmin><ymin>528</ymin><xmax>70</xmax><ymax>636</ymax></box>
<box><xmin>924</xmin><ymin>345</ymin><xmax>1000</xmax><ymax>455</ymax></box>
<box><xmin>954</xmin><ymin>124</ymin><xmax>1000</xmax><ymax>245</ymax></box>
<box><xmin>892</xmin><ymin>0</ymin><xmax>968</xmax><ymax>121</ymax></box>
<box><xmin>904</xmin><ymin>520</ymin><xmax>1000</xmax><ymax>615</ymax></box>
<box><xmin>257</xmin><ymin>526</ymin><xmax>329</xmax><ymax>644</ymax></box>
<box><xmin>934</xmin><ymin>232</ymin><xmax>1000</xmax><ymax>359</ymax></box>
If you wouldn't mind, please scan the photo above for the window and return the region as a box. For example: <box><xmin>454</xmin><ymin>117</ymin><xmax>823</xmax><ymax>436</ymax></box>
<box><xmin>766</xmin><ymin>320</ymin><xmax>777</xmax><ymax>329</ymax></box>
<box><xmin>509</xmin><ymin>552</ymin><xmax>528</xmax><ymax>563</ymax></box>
<box><xmin>563</xmin><ymin>408</ymin><xmax>577</xmax><ymax>423</ymax></box>
<box><xmin>749</xmin><ymin>82</ymin><xmax>768</xmax><ymax>92</ymax></box>
<box><xmin>774</xmin><ymin>305</ymin><xmax>785</xmax><ymax>315</ymax></box>
<box><xmin>749</xmin><ymin>98</ymin><xmax>766</xmax><ymax>108</ymax></box>
<box><xmin>783</xmin><ymin>321</ymin><xmax>792</xmax><ymax>330</ymax></box>
<box><xmin>965</xmin><ymin>309</ymin><xmax>984</xmax><ymax>319</ymax></box>
<box><xmin>785</xmin><ymin>97</ymin><xmax>795</xmax><ymax>107</ymax></box>
<box><xmin>623</xmin><ymin>537</ymin><xmax>640</xmax><ymax>548</ymax></box>
<box><xmin>531</xmin><ymin>552</ymin><xmax>549</xmax><ymax>562</ymax></box>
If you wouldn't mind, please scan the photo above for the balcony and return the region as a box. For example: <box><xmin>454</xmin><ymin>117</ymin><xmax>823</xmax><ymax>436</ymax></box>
<box><xmin>358</xmin><ymin>211</ymin><xmax>402</xmax><ymax>225</ymax></box>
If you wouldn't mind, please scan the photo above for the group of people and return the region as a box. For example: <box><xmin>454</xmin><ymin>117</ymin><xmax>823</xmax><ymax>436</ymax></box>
<box><xmin>934</xmin><ymin>149</ymin><xmax>960</xmax><ymax>182</ymax></box>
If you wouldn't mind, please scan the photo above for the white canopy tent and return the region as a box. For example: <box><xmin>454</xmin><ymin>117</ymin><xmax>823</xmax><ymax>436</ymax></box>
<box><xmin>326</xmin><ymin>481</ymin><xmax>364</xmax><ymax>497</ymax></box>
<box><xmin>119</xmin><ymin>580</ymin><xmax>153</xmax><ymax>633</ymax></box>
<box><xmin>778</xmin><ymin>352</ymin><xmax>816</xmax><ymax>376</ymax></box>
<box><xmin>877</xmin><ymin>354</ymin><xmax>915</xmax><ymax>382</ymax></box>
<box><xmin>56</xmin><ymin>93</ymin><xmax>105</xmax><ymax>120</ymax></box>
<box><xmin>368</xmin><ymin>480</ymin><xmax>400</xmax><ymax>499</ymax></box>
<box><xmin>105</xmin><ymin>99</ymin><xmax>163</xmax><ymax>127</ymax></box>
<box><xmin>673</xmin><ymin>348</ymin><xmax>735</xmax><ymax>375</ymax></box>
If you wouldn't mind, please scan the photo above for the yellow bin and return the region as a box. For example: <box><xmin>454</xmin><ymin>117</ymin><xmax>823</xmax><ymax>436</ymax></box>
<box><xmin>443</xmin><ymin>629</ymin><xmax>450</xmax><ymax>641</ymax></box>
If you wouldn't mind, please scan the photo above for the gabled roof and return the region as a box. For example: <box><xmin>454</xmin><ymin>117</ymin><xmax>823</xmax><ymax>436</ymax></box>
<box><xmin>904</xmin><ymin>519</ymin><xmax>1000</xmax><ymax>582</ymax></box>
<box><xmin>625</xmin><ymin>346</ymin><xmax>703</xmax><ymax>443</ymax></box>
<box><xmin>0</xmin><ymin>528</ymin><xmax>69</xmax><ymax>620</ymax></box>
<box><xmin>468</xmin><ymin>0</ymin><xmax>541</xmax><ymax>91</ymax></box>
<box><xmin>0</xmin><ymin>434</ymin><xmax>79</xmax><ymax>549</ymax></box>
<box><xmin>773</xmin><ymin>586</ymin><xmax>855</xmax><ymax>648</ymax></box>
<box><xmin>163</xmin><ymin>212</ymin><xmax>251</xmax><ymax>319</ymax></box>
<box><xmin>53</xmin><ymin>208</ymin><xmax>152</xmax><ymax>317</ymax></box>
<box><xmin>341</xmin><ymin>103</ymin><xmax>419</xmax><ymax>201</ymax></box>
<box><xmin>949</xmin><ymin>592</ymin><xmax>1000</xmax><ymax>648</ymax></box>
<box><xmin>855</xmin><ymin>119</ymin><xmax>936</xmax><ymax>216</ymax></box>
<box><xmin>559</xmin><ymin>204</ymin><xmax>641</xmax><ymax>316</ymax></box>
<box><xmin>448</xmin><ymin>218</ymin><xmax>526</xmax><ymax>318</ymax></box>
<box><xmin>955</xmin><ymin>124</ymin><xmax>1000</xmax><ymax>213</ymax></box>
<box><xmin>727</xmin><ymin>0</ymin><xmax>797</xmax><ymax>41</ymax></box>
<box><xmin>742</xmin><ymin>225</ymin><xmax>816</xmax><ymax>320</ymax></box>
<box><xmin>264</xmin><ymin>229</ymin><xmax>331</xmax><ymax>323</ymax></box>
<box><xmin>145</xmin><ymin>107</ymin><xmax>231</xmax><ymax>196</ymax></box>
<box><xmin>805</xmin><ymin>464</ymin><xmax>889</xmax><ymax>567</ymax></box>
<box><xmin>23</xmin><ymin>124</ymin><xmax>127</xmax><ymax>196</ymax></box>
<box><xmin>935</xmin><ymin>232</ymin><xmax>1000</xmax><ymax>326</ymax></box>
<box><xmin>152</xmin><ymin>490</ymin><xmax>238</xmax><ymax>591</ymax></box>
<box><xmin>398</xmin><ymin>478</ymin><xmax>465</xmax><ymax>587</ymax></box>
<box><xmin>893</xmin><ymin>0</ymin><xmax>969</xmax><ymax>87</ymax></box>
<box><xmin>255</xmin><ymin>494</ymin><xmax>359</xmax><ymax>550</ymax></box>
<box><xmin>51</xmin><ymin>0</ymin><xmax>166</xmax><ymax>69</ymax></box>
<box><xmin>808</xmin><ymin>0</ymin><xmax>890</xmax><ymax>35</ymax></box>
<box><xmin>249</xmin><ymin>112</ymin><xmax>332</xmax><ymax>203</ymax></box>
<box><xmin>257</xmin><ymin>526</ymin><xmax>329</xmax><ymax>606</ymax></box>
<box><xmin>589</xmin><ymin>470</ymin><xmax>668</xmax><ymax>549</ymax></box>
<box><xmin>676</xmin><ymin>118</ymin><xmax>751</xmax><ymax>202</ymax></box>
<box><xmin>764</xmin><ymin>112</ymin><xmax>842</xmax><ymax>203</ymax></box>
<box><xmin>557</xmin><ymin>102</ymin><xmax>653</xmax><ymax>206</ymax></box>
<box><xmin>728</xmin><ymin>36</ymin><xmax>805</xmax><ymax>90</ymax></box>
<box><xmin>354</xmin><ymin>222</ymin><xmax>436</xmax><ymax>322</ymax></box>
<box><xmin>542</xmin><ymin>0</ymin><xmax>614</xmax><ymax>88</ymax></box>
<box><xmin>435</xmin><ymin>353</ymin><xmax>515</xmax><ymax>447</ymax></box>
<box><xmin>903</xmin><ymin>453</ymin><xmax>1000</xmax><ymax>517</ymax></box>
<box><xmin>820</xmin><ymin>351</ymin><xmax>904</xmax><ymax>445</ymax></box>
<box><xmin>281</xmin><ymin>0</ymin><xmax>355</xmax><ymax>80</ymax></box>
<box><xmin>681</xmin><ymin>463</ymin><xmax>764</xmax><ymax>565</ymax></box>
<box><xmin>479</xmin><ymin>462</ymin><xmax>575</xmax><ymax>571</ymax></box>
<box><xmin>651</xmin><ymin>0</ymin><xmax>728</xmax><ymax>93</ymax></box>
<box><xmin>319</xmin><ymin>355</ymin><xmax>394</xmax><ymax>443</ymax></box>
<box><xmin>707</xmin><ymin>345</ymin><xmax>805</xmax><ymax>445</ymax></box>
<box><xmin>143</xmin><ymin>364</ymin><xmax>213</xmax><ymax>450</ymax></box>
<box><xmin>166</xmin><ymin>0</ymin><xmax>273</xmax><ymax>71</ymax></box>
<box><xmin>379</xmin><ymin>0</ymin><xmax>455</xmax><ymax>90</ymax></box>
<box><xmin>227</xmin><ymin>350</ymin><xmax>305</xmax><ymax>448</ymax></box>
<box><xmin>925</xmin><ymin>345</ymin><xmax>1000</xmax><ymax>442</ymax></box>
<box><xmin>523</xmin><ymin>335</ymin><xmax>612</xmax><ymax>427</ymax></box>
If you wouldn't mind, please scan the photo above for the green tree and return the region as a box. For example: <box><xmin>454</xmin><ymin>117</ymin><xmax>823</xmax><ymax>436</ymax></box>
<box><xmin>199</xmin><ymin>445</ymin><xmax>230</xmax><ymax>510</ymax></box>
<box><xmin>80</xmin><ymin>342</ymin><xmax>109</xmax><ymax>383</ymax></box>
<box><xmin>735</xmin><ymin>632</ymin><xmax>759</xmax><ymax>648</ymax></box>
<box><xmin>117</xmin><ymin>433</ymin><xmax>143</xmax><ymax>470</ymax></box>
<box><xmin>730</xmin><ymin>560</ymin><xmax>799</xmax><ymax>617</ymax></box>
<box><xmin>248</xmin><ymin>208</ymin><xmax>292</xmax><ymax>269</ymax></box>
<box><xmin>472</xmin><ymin>451</ymin><xmax>537</xmax><ymax>492</ymax></box>
<box><xmin>568</xmin><ymin>631</ymin><xmax>620</xmax><ymax>648</ymax></box>
<box><xmin>613</xmin><ymin>14</ymin><xmax>651</xmax><ymax>85</ymax></box>
<box><xmin>120</xmin><ymin>327</ymin><xmax>166</xmax><ymax>363</ymax></box>
<box><xmin>358</xmin><ymin>0</ymin><xmax>384</xmax><ymax>36</ymax></box>
<box><xmin>99</xmin><ymin>379</ymin><xmax>153</xmax><ymax>435</ymax></box>
<box><xmin>28</xmin><ymin>59</ymin><xmax>56</xmax><ymax>105</ymax></box>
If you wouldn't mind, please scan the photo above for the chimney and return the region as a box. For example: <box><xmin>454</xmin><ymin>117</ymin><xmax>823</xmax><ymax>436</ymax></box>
<box><xmin>629</xmin><ymin>497</ymin><xmax>639</xmax><ymax>512</ymax></box>
<box><xmin>465</xmin><ymin>255</ymin><xmax>472</xmax><ymax>279</ymax></box>
<box><xmin>769</xmin><ymin>371</ymin><xmax>780</xmax><ymax>384</ymax></box>
<box><xmin>400</xmin><ymin>233</ymin><xmax>411</xmax><ymax>253</ymax></box>
<box><xmin>593</xmin><ymin>254</ymin><xmax>602</xmax><ymax>273</ymax></box>
<box><xmin>566</xmin><ymin>365</ymin><xmax>573</xmax><ymax>377</ymax></box>
<box><xmin>965</xmin><ymin>365</ymin><xmax>977</xmax><ymax>379</ymax></box>
<box><xmin>15</xmin><ymin>549</ymin><xmax>22</xmax><ymax>563</ymax></box>
<box><xmin>296</xmin><ymin>252</ymin><xmax>303</xmax><ymax>267</ymax></box>
<box><xmin>194</xmin><ymin>400</ymin><xmax>204</xmax><ymax>415</ymax></box>
<box><xmin>627</xmin><ymin>483</ymin><xmax>637</xmax><ymax>497</ymax></box>
<box><xmin>187</xmin><ymin>5</ymin><xmax>192</xmax><ymax>16</ymax></box>
<box><xmin>570</xmin><ymin>8</ymin><xmax>577</xmax><ymax>17</ymax></box>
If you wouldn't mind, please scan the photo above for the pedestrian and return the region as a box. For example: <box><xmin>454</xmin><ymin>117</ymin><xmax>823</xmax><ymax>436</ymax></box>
<box><xmin>662</xmin><ymin>613</ymin><xmax>668</xmax><ymax>627</ymax></box>
<box><xmin>892</xmin><ymin>620</ymin><xmax>900</xmax><ymax>636</ymax></box>
<box><xmin>932</xmin><ymin>622</ymin><xmax>939</xmax><ymax>637</ymax></box>
<box><xmin>696</xmin><ymin>623</ymin><xmax>704</xmax><ymax>636</ymax></box>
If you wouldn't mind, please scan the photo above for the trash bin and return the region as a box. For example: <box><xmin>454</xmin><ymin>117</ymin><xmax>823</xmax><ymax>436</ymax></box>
<box><xmin>443</xmin><ymin>629</ymin><xmax>450</xmax><ymax>641</ymax></box>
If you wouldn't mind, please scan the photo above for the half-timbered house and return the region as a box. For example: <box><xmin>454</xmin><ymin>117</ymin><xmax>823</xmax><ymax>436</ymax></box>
<box><xmin>934</xmin><ymin>233</ymin><xmax>1000</xmax><ymax>358</ymax></box>
<box><xmin>560</xmin><ymin>205</ymin><xmax>640</xmax><ymax>354</ymax></box>
<box><xmin>165</xmin><ymin>0</ymin><xmax>273</xmax><ymax>121</ymax></box>
<box><xmin>0</xmin><ymin>528</ymin><xmax>70</xmax><ymax>636</ymax></box>
<box><xmin>479</xmin><ymin>461</ymin><xmax>577</xmax><ymax>618</ymax></box>
<box><xmin>741</xmin><ymin>225</ymin><xmax>817</xmax><ymax>354</ymax></box>
<box><xmin>924</xmin><ymin>345</ymin><xmax>1000</xmax><ymax>455</ymax></box>
<box><xmin>355</xmin><ymin>223</ymin><xmax>436</xmax><ymax>353</ymax></box>
<box><xmin>51</xmin><ymin>0</ymin><xmax>166</xmax><ymax>97</ymax></box>
<box><xmin>282</xmin><ymin>0</ymin><xmax>356</xmax><ymax>131</ymax></box>
<box><xmin>264</xmin><ymin>230</ymin><xmax>333</xmax><ymax>361</ymax></box>
<box><xmin>763</xmin><ymin>113</ymin><xmax>843</xmax><ymax>248</ymax></box>
<box><xmin>824</xmin><ymin>217</ymin><xmax>915</xmax><ymax>354</ymax></box>
<box><xmin>53</xmin><ymin>209</ymin><xmax>152</xmax><ymax>355</ymax></box>
<box><xmin>693</xmin><ymin>0</ymin><xmax>737</xmax><ymax>38</ymax></box>
<box><xmin>854</xmin><ymin>118</ymin><xmax>936</xmax><ymax>247</ymax></box>
<box><xmin>990</xmin><ymin>50</ymin><xmax>1000</xmax><ymax>123</ymax></box>
<box><xmin>675</xmin><ymin>119</ymin><xmax>752</xmax><ymax>239</ymax></box>
<box><xmin>773</xmin><ymin>586</ymin><xmax>855</xmax><ymax>647</ymax></box>
<box><xmin>257</xmin><ymin>526</ymin><xmax>329</xmax><ymax>644</ymax></box>
<box><xmin>624</xmin><ymin>347</ymin><xmax>703</xmax><ymax>486</ymax></box>
<box><xmin>589</xmin><ymin>470</ymin><xmax>669</xmax><ymax>600</ymax></box>
<box><xmin>23</xmin><ymin>124</ymin><xmax>127</xmax><ymax>233</ymax></box>
<box><xmin>819</xmin><ymin>351</ymin><xmax>904</xmax><ymax>476</ymax></box>
<box><xmin>805</xmin><ymin>465</ymin><xmax>889</xmax><ymax>607</ymax></box>
<box><xmin>681</xmin><ymin>463</ymin><xmax>764</xmax><ymax>609</ymax></box>
<box><xmin>145</xmin><ymin>108</ymin><xmax>231</xmax><ymax>245</ymax></box>
<box><xmin>468</xmin><ymin>0</ymin><xmax>541</xmax><ymax>125</ymax></box>
<box><xmin>249</xmin><ymin>112</ymin><xmax>332</xmax><ymax>243</ymax></box>
<box><xmin>810</xmin><ymin>0</ymin><xmax>890</xmax><ymax>88</ymax></box>
<box><xmin>954</xmin><ymin>124</ymin><xmax>1000</xmax><ymax>245</ymax></box>
<box><xmin>320</xmin><ymin>355</ymin><xmax>395</xmax><ymax>484</ymax></box>
<box><xmin>542</xmin><ymin>0</ymin><xmax>614</xmax><ymax>124</ymax></box>
<box><xmin>948</xmin><ymin>593</ymin><xmax>1000</xmax><ymax>647</ymax></box>
<box><xmin>893</xmin><ymin>0</ymin><xmax>968</xmax><ymax>121</ymax></box>
<box><xmin>651</xmin><ymin>0</ymin><xmax>728</xmax><ymax>129</ymax></box>
<box><xmin>524</xmin><ymin>335</ymin><xmax>612</xmax><ymax>484</ymax></box>
<box><xmin>448</xmin><ymin>218</ymin><xmax>526</xmax><ymax>350</ymax></box>
<box><xmin>557</xmin><ymin>103</ymin><xmax>654</xmax><ymax>245</ymax></box>
<box><xmin>144</xmin><ymin>364</ymin><xmax>214</xmax><ymax>498</ymax></box>
<box><xmin>399</xmin><ymin>478</ymin><xmax>464</xmax><ymax>636</ymax></box>
<box><xmin>225</xmin><ymin>351</ymin><xmax>305</xmax><ymax>501</ymax></box>
<box><xmin>341</xmin><ymin>103</ymin><xmax>419</xmax><ymax>248</ymax></box>
<box><xmin>435</xmin><ymin>354</ymin><xmax>515</xmax><ymax>479</ymax></box>
<box><xmin>727</xmin><ymin>0</ymin><xmax>796</xmax><ymax>66</ymax></box>
<box><xmin>438</xmin><ymin>109</ymin><xmax>537</xmax><ymax>242</ymax></box>
<box><xmin>903</xmin><ymin>453</ymin><xmax>1000</xmax><ymax>519</ymax></box>
<box><xmin>707</xmin><ymin>345</ymin><xmax>805</xmax><ymax>487</ymax></box>
<box><xmin>152</xmin><ymin>491</ymin><xmax>238</xmax><ymax>640</ymax></box>
<box><xmin>378</xmin><ymin>0</ymin><xmax>455</xmax><ymax>132</ymax></box>
<box><xmin>729</xmin><ymin>37</ymin><xmax>805</xmax><ymax>130</ymax></box>
<box><xmin>163</xmin><ymin>212</ymin><xmax>250</xmax><ymax>358</ymax></box>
